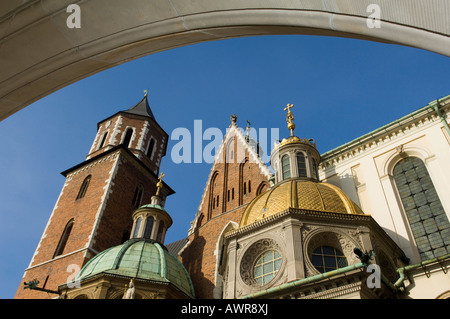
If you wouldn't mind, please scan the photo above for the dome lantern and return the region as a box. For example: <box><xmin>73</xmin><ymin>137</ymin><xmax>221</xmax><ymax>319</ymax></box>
<box><xmin>270</xmin><ymin>104</ymin><xmax>321</xmax><ymax>184</ymax></box>
<box><xmin>130</xmin><ymin>172</ymin><xmax>172</xmax><ymax>244</ymax></box>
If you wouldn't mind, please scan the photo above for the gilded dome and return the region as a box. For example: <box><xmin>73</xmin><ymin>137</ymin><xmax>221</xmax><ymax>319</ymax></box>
<box><xmin>71</xmin><ymin>239</ymin><xmax>195</xmax><ymax>298</ymax></box>
<box><xmin>239</xmin><ymin>179</ymin><xmax>365</xmax><ymax>227</ymax></box>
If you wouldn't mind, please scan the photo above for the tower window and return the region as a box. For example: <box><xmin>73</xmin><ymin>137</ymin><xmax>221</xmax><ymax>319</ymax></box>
<box><xmin>122</xmin><ymin>128</ymin><xmax>134</xmax><ymax>148</ymax></box>
<box><xmin>248</xmin><ymin>180</ymin><xmax>251</xmax><ymax>193</ymax></box>
<box><xmin>132</xmin><ymin>185</ymin><xmax>144</xmax><ymax>208</ymax></box>
<box><xmin>232</xmin><ymin>188</ymin><xmax>235</xmax><ymax>200</ymax></box>
<box><xmin>282</xmin><ymin>155</ymin><xmax>291</xmax><ymax>180</ymax></box>
<box><xmin>98</xmin><ymin>132</ymin><xmax>108</xmax><ymax>150</ymax></box>
<box><xmin>296</xmin><ymin>152</ymin><xmax>307</xmax><ymax>177</ymax></box>
<box><xmin>133</xmin><ymin>217</ymin><xmax>142</xmax><ymax>238</ymax></box>
<box><xmin>76</xmin><ymin>175</ymin><xmax>91</xmax><ymax>200</ymax></box>
<box><xmin>312</xmin><ymin>158</ymin><xmax>318</xmax><ymax>180</ymax></box>
<box><xmin>156</xmin><ymin>220</ymin><xmax>165</xmax><ymax>243</ymax></box>
<box><xmin>393</xmin><ymin>156</ymin><xmax>450</xmax><ymax>260</ymax></box>
<box><xmin>146</xmin><ymin>138</ymin><xmax>156</xmax><ymax>159</ymax></box>
<box><xmin>244</xmin><ymin>182</ymin><xmax>247</xmax><ymax>195</ymax></box>
<box><xmin>143</xmin><ymin>216</ymin><xmax>154</xmax><ymax>239</ymax></box>
<box><xmin>311</xmin><ymin>246</ymin><xmax>348</xmax><ymax>273</ymax></box>
<box><xmin>53</xmin><ymin>219</ymin><xmax>74</xmax><ymax>258</ymax></box>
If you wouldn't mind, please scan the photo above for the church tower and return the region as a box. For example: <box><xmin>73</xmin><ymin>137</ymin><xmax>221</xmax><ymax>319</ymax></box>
<box><xmin>180</xmin><ymin>114</ymin><xmax>273</xmax><ymax>299</ymax></box>
<box><xmin>15</xmin><ymin>93</ymin><xmax>174</xmax><ymax>299</ymax></box>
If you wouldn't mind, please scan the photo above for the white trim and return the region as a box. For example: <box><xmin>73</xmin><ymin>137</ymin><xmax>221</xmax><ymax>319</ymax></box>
<box><xmin>188</xmin><ymin>124</ymin><xmax>272</xmax><ymax>235</ymax></box>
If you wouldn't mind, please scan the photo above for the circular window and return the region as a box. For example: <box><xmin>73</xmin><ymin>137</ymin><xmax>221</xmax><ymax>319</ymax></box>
<box><xmin>253</xmin><ymin>250</ymin><xmax>282</xmax><ymax>285</ymax></box>
<box><xmin>240</xmin><ymin>239</ymin><xmax>283</xmax><ymax>287</ymax></box>
<box><xmin>311</xmin><ymin>246</ymin><xmax>348</xmax><ymax>273</ymax></box>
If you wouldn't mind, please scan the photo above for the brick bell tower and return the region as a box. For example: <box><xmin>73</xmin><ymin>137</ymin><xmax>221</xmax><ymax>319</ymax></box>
<box><xmin>15</xmin><ymin>93</ymin><xmax>174</xmax><ymax>299</ymax></box>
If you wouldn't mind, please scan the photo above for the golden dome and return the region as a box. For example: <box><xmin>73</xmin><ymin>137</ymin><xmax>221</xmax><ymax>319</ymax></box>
<box><xmin>239</xmin><ymin>179</ymin><xmax>365</xmax><ymax>228</ymax></box>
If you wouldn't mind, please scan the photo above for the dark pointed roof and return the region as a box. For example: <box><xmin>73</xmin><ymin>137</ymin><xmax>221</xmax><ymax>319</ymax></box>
<box><xmin>123</xmin><ymin>95</ymin><xmax>155</xmax><ymax>119</ymax></box>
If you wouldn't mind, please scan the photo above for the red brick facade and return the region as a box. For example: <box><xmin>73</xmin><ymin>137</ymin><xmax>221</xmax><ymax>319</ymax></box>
<box><xmin>15</xmin><ymin>102</ymin><xmax>172</xmax><ymax>299</ymax></box>
<box><xmin>180</xmin><ymin>127</ymin><xmax>271</xmax><ymax>299</ymax></box>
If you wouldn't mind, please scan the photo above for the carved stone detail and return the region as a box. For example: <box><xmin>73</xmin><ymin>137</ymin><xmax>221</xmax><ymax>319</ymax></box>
<box><xmin>240</xmin><ymin>238</ymin><xmax>282</xmax><ymax>287</ymax></box>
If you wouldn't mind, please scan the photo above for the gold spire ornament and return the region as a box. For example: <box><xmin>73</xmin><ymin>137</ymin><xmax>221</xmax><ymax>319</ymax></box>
<box><xmin>155</xmin><ymin>172</ymin><xmax>165</xmax><ymax>197</ymax></box>
<box><xmin>284</xmin><ymin>103</ymin><xmax>295</xmax><ymax>136</ymax></box>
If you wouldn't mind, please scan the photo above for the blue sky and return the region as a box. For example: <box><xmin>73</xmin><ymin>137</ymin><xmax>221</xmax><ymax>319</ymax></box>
<box><xmin>0</xmin><ymin>34</ymin><xmax>449</xmax><ymax>299</ymax></box>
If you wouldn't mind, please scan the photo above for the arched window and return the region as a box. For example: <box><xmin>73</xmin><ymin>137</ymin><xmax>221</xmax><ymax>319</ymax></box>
<box><xmin>311</xmin><ymin>246</ymin><xmax>348</xmax><ymax>273</ymax></box>
<box><xmin>312</xmin><ymin>158</ymin><xmax>318</xmax><ymax>180</ymax></box>
<box><xmin>146</xmin><ymin>138</ymin><xmax>155</xmax><ymax>159</ymax></box>
<box><xmin>76</xmin><ymin>175</ymin><xmax>91</xmax><ymax>200</ymax></box>
<box><xmin>296</xmin><ymin>152</ymin><xmax>307</xmax><ymax>177</ymax></box>
<box><xmin>156</xmin><ymin>220</ymin><xmax>165</xmax><ymax>243</ymax></box>
<box><xmin>98</xmin><ymin>132</ymin><xmax>108</xmax><ymax>149</ymax></box>
<box><xmin>133</xmin><ymin>217</ymin><xmax>142</xmax><ymax>238</ymax></box>
<box><xmin>226</xmin><ymin>138</ymin><xmax>235</xmax><ymax>163</ymax></box>
<box><xmin>281</xmin><ymin>155</ymin><xmax>291</xmax><ymax>180</ymax></box>
<box><xmin>53</xmin><ymin>219</ymin><xmax>74</xmax><ymax>258</ymax></box>
<box><xmin>122</xmin><ymin>128</ymin><xmax>134</xmax><ymax>148</ymax></box>
<box><xmin>393</xmin><ymin>156</ymin><xmax>450</xmax><ymax>260</ymax></box>
<box><xmin>132</xmin><ymin>185</ymin><xmax>144</xmax><ymax>208</ymax></box>
<box><xmin>143</xmin><ymin>216</ymin><xmax>154</xmax><ymax>239</ymax></box>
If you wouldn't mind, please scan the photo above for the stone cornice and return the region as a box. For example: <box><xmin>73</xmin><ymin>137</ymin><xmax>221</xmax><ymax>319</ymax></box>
<box><xmin>320</xmin><ymin>96</ymin><xmax>450</xmax><ymax>169</ymax></box>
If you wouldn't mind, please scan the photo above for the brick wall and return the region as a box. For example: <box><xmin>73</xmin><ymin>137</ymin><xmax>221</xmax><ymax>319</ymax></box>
<box><xmin>180</xmin><ymin>130</ymin><xmax>272</xmax><ymax>299</ymax></box>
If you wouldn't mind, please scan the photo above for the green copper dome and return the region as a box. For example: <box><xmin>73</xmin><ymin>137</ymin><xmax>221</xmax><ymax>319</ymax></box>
<box><xmin>73</xmin><ymin>239</ymin><xmax>195</xmax><ymax>298</ymax></box>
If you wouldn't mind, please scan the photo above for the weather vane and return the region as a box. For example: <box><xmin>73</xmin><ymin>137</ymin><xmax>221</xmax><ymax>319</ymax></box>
<box><xmin>284</xmin><ymin>103</ymin><xmax>295</xmax><ymax>136</ymax></box>
<box><xmin>156</xmin><ymin>172</ymin><xmax>165</xmax><ymax>196</ymax></box>
<box><xmin>144</xmin><ymin>89</ymin><xmax>149</xmax><ymax>97</ymax></box>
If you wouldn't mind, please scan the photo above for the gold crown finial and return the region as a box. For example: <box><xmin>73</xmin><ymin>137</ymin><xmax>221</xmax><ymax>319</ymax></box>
<box><xmin>156</xmin><ymin>172</ymin><xmax>165</xmax><ymax>196</ymax></box>
<box><xmin>284</xmin><ymin>103</ymin><xmax>295</xmax><ymax>136</ymax></box>
<box><xmin>144</xmin><ymin>89</ymin><xmax>149</xmax><ymax>97</ymax></box>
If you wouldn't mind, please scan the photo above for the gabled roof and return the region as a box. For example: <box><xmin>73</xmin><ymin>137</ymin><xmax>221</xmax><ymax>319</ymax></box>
<box><xmin>188</xmin><ymin>121</ymin><xmax>274</xmax><ymax>235</ymax></box>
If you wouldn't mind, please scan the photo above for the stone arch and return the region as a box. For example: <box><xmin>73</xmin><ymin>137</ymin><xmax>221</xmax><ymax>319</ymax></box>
<box><xmin>436</xmin><ymin>290</ymin><xmax>450</xmax><ymax>299</ymax></box>
<box><xmin>213</xmin><ymin>221</ymin><xmax>239</xmax><ymax>299</ymax></box>
<box><xmin>383</xmin><ymin>145</ymin><xmax>433</xmax><ymax>177</ymax></box>
<box><xmin>256</xmin><ymin>181</ymin><xmax>270</xmax><ymax>196</ymax></box>
<box><xmin>2</xmin><ymin>2</ymin><xmax>449</xmax><ymax>121</ymax></box>
<box><xmin>208</xmin><ymin>170</ymin><xmax>220</xmax><ymax>219</ymax></box>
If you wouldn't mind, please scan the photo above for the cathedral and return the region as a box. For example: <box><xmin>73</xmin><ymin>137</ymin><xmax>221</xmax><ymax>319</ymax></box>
<box><xmin>14</xmin><ymin>93</ymin><xmax>450</xmax><ymax>299</ymax></box>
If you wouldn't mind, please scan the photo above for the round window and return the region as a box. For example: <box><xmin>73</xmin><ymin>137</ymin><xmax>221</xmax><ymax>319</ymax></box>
<box><xmin>253</xmin><ymin>250</ymin><xmax>282</xmax><ymax>285</ymax></box>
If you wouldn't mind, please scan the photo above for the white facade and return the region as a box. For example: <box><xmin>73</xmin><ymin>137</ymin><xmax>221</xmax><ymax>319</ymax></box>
<box><xmin>319</xmin><ymin>96</ymin><xmax>450</xmax><ymax>299</ymax></box>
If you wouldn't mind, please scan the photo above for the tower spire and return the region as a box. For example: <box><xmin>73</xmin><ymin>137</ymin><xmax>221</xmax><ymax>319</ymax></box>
<box><xmin>124</xmin><ymin>91</ymin><xmax>155</xmax><ymax>119</ymax></box>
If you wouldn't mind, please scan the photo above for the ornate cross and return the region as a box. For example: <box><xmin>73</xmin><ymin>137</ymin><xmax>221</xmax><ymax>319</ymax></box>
<box><xmin>284</xmin><ymin>103</ymin><xmax>296</xmax><ymax>136</ymax></box>
<box><xmin>156</xmin><ymin>172</ymin><xmax>165</xmax><ymax>196</ymax></box>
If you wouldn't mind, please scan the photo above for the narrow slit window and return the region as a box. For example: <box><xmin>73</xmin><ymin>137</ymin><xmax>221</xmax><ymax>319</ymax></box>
<box><xmin>76</xmin><ymin>175</ymin><xmax>91</xmax><ymax>200</ymax></box>
<box><xmin>146</xmin><ymin>138</ymin><xmax>156</xmax><ymax>159</ymax></box>
<box><xmin>282</xmin><ymin>155</ymin><xmax>291</xmax><ymax>180</ymax></box>
<box><xmin>143</xmin><ymin>217</ymin><xmax>154</xmax><ymax>239</ymax></box>
<box><xmin>122</xmin><ymin>128</ymin><xmax>134</xmax><ymax>148</ymax></box>
<box><xmin>296</xmin><ymin>152</ymin><xmax>307</xmax><ymax>177</ymax></box>
<box><xmin>132</xmin><ymin>185</ymin><xmax>144</xmax><ymax>208</ymax></box>
<box><xmin>98</xmin><ymin>132</ymin><xmax>108</xmax><ymax>149</ymax></box>
<box><xmin>53</xmin><ymin>219</ymin><xmax>74</xmax><ymax>258</ymax></box>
